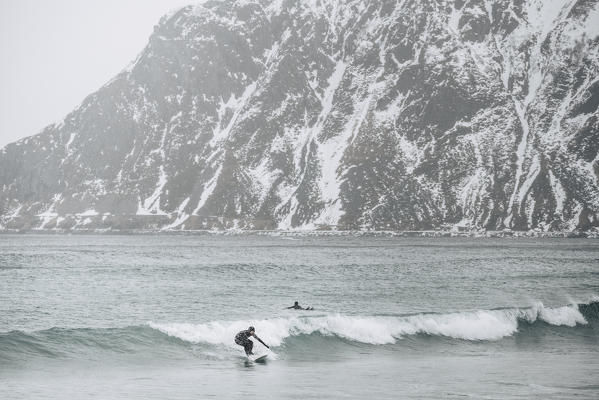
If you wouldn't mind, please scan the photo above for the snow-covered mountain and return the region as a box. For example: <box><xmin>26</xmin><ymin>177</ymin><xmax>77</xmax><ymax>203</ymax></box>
<box><xmin>1</xmin><ymin>0</ymin><xmax>598</xmax><ymax>232</ymax></box>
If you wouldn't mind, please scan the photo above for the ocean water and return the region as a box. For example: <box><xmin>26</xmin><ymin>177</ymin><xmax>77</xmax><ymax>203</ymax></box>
<box><xmin>1</xmin><ymin>234</ymin><xmax>598</xmax><ymax>399</ymax></box>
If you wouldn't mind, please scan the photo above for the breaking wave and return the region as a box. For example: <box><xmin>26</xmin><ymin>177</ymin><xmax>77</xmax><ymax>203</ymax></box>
<box><xmin>149</xmin><ymin>301</ymin><xmax>596</xmax><ymax>346</ymax></box>
<box><xmin>2</xmin><ymin>301</ymin><xmax>597</xmax><ymax>361</ymax></box>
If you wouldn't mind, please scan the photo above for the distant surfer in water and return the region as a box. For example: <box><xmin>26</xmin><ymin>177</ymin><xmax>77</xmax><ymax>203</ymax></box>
<box><xmin>235</xmin><ymin>326</ymin><xmax>269</xmax><ymax>356</ymax></box>
<box><xmin>286</xmin><ymin>301</ymin><xmax>314</xmax><ymax>310</ymax></box>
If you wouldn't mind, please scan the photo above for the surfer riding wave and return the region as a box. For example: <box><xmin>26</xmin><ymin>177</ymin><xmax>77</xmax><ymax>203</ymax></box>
<box><xmin>234</xmin><ymin>326</ymin><xmax>269</xmax><ymax>356</ymax></box>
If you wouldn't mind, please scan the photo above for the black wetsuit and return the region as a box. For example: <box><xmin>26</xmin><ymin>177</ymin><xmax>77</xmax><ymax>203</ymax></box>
<box><xmin>287</xmin><ymin>304</ymin><xmax>313</xmax><ymax>310</ymax></box>
<box><xmin>235</xmin><ymin>329</ymin><xmax>256</xmax><ymax>355</ymax></box>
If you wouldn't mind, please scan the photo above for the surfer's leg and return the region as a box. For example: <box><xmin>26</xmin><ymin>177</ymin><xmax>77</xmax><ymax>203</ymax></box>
<box><xmin>244</xmin><ymin>340</ymin><xmax>253</xmax><ymax>355</ymax></box>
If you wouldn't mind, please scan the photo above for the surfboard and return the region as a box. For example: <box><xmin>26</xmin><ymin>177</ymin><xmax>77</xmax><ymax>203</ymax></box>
<box><xmin>249</xmin><ymin>354</ymin><xmax>268</xmax><ymax>362</ymax></box>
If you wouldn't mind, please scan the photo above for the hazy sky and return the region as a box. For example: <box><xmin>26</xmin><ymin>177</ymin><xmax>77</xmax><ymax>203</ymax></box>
<box><xmin>0</xmin><ymin>0</ymin><xmax>198</xmax><ymax>149</ymax></box>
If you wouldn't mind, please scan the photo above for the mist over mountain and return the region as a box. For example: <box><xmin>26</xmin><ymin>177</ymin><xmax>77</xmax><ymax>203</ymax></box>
<box><xmin>1</xmin><ymin>0</ymin><xmax>598</xmax><ymax>232</ymax></box>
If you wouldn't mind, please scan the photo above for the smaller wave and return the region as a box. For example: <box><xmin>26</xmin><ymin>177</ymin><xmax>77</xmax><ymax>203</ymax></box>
<box><xmin>149</xmin><ymin>301</ymin><xmax>595</xmax><ymax>347</ymax></box>
<box><xmin>0</xmin><ymin>325</ymin><xmax>189</xmax><ymax>361</ymax></box>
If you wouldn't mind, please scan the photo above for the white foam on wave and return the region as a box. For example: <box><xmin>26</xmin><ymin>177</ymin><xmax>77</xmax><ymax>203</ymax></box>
<box><xmin>531</xmin><ymin>303</ymin><xmax>587</xmax><ymax>327</ymax></box>
<box><xmin>149</xmin><ymin>304</ymin><xmax>589</xmax><ymax>346</ymax></box>
<box><xmin>402</xmin><ymin>311</ymin><xmax>519</xmax><ymax>341</ymax></box>
<box><xmin>149</xmin><ymin>318</ymin><xmax>297</xmax><ymax>347</ymax></box>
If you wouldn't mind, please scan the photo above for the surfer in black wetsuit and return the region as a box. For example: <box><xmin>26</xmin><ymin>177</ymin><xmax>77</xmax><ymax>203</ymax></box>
<box><xmin>286</xmin><ymin>301</ymin><xmax>314</xmax><ymax>310</ymax></box>
<box><xmin>234</xmin><ymin>326</ymin><xmax>269</xmax><ymax>356</ymax></box>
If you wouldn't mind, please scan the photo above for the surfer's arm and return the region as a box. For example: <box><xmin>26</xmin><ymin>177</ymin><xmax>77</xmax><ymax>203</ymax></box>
<box><xmin>253</xmin><ymin>335</ymin><xmax>269</xmax><ymax>349</ymax></box>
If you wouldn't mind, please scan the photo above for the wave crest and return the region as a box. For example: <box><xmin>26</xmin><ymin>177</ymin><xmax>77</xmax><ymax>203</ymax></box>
<box><xmin>149</xmin><ymin>302</ymin><xmax>593</xmax><ymax>346</ymax></box>
<box><xmin>2</xmin><ymin>301</ymin><xmax>595</xmax><ymax>361</ymax></box>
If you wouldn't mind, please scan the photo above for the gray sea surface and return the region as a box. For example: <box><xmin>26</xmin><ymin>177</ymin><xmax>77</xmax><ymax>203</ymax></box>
<box><xmin>1</xmin><ymin>234</ymin><xmax>598</xmax><ymax>399</ymax></box>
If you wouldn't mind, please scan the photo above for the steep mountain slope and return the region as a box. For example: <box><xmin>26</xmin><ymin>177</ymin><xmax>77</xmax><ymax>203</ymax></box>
<box><xmin>1</xmin><ymin>0</ymin><xmax>598</xmax><ymax>231</ymax></box>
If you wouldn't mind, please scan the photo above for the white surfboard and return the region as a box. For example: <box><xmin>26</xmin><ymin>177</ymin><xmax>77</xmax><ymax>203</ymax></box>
<box><xmin>248</xmin><ymin>354</ymin><xmax>268</xmax><ymax>362</ymax></box>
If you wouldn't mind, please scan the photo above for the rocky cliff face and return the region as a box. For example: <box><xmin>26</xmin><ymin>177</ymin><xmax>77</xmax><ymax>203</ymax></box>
<box><xmin>1</xmin><ymin>0</ymin><xmax>598</xmax><ymax>231</ymax></box>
